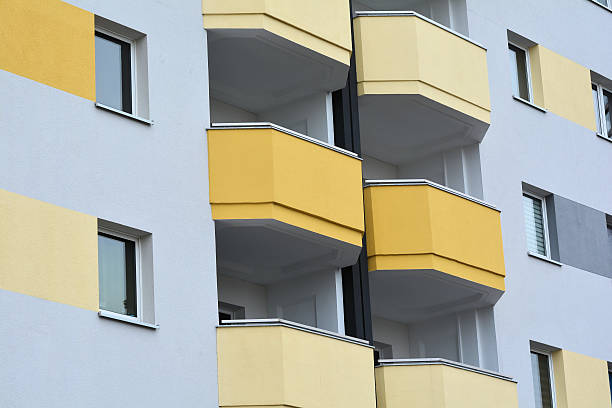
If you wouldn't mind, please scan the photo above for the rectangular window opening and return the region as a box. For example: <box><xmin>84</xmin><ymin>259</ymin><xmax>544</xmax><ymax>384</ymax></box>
<box><xmin>523</xmin><ymin>193</ymin><xmax>550</xmax><ymax>258</ymax></box>
<box><xmin>593</xmin><ymin>83</ymin><xmax>612</xmax><ymax>139</ymax></box>
<box><xmin>98</xmin><ymin>229</ymin><xmax>140</xmax><ymax>319</ymax></box>
<box><xmin>509</xmin><ymin>43</ymin><xmax>531</xmax><ymax>101</ymax></box>
<box><xmin>531</xmin><ymin>351</ymin><xmax>555</xmax><ymax>408</ymax></box>
<box><xmin>95</xmin><ymin>30</ymin><xmax>133</xmax><ymax>114</ymax></box>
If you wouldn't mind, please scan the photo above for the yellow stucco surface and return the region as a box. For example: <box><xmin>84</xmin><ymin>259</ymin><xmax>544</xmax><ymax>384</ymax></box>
<box><xmin>375</xmin><ymin>364</ymin><xmax>518</xmax><ymax>408</ymax></box>
<box><xmin>217</xmin><ymin>325</ymin><xmax>376</xmax><ymax>408</ymax></box>
<box><xmin>208</xmin><ymin>128</ymin><xmax>364</xmax><ymax>247</ymax></box>
<box><xmin>364</xmin><ymin>184</ymin><xmax>505</xmax><ymax>291</ymax></box>
<box><xmin>529</xmin><ymin>45</ymin><xmax>597</xmax><ymax>131</ymax></box>
<box><xmin>552</xmin><ymin>349</ymin><xmax>612</xmax><ymax>408</ymax></box>
<box><xmin>0</xmin><ymin>189</ymin><xmax>99</xmax><ymax>311</ymax></box>
<box><xmin>202</xmin><ymin>0</ymin><xmax>352</xmax><ymax>65</ymax></box>
<box><xmin>0</xmin><ymin>0</ymin><xmax>95</xmax><ymax>100</ymax></box>
<box><xmin>353</xmin><ymin>15</ymin><xmax>491</xmax><ymax>123</ymax></box>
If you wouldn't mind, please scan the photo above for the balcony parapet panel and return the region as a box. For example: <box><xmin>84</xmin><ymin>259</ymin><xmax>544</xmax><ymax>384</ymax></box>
<box><xmin>217</xmin><ymin>319</ymin><xmax>376</xmax><ymax>408</ymax></box>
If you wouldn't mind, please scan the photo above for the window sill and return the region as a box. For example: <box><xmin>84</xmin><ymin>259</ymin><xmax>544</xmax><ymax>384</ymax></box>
<box><xmin>587</xmin><ymin>0</ymin><xmax>612</xmax><ymax>13</ymax></box>
<box><xmin>98</xmin><ymin>310</ymin><xmax>159</xmax><ymax>329</ymax></box>
<box><xmin>513</xmin><ymin>96</ymin><xmax>547</xmax><ymax>113</ymax></box>
<box><xmin>95</xmin><ymin>103</ymin><xmax>153</xmax><ymax>125</ymax></box>
<box><xmin>527</xmin><ymin>252</ymin><xmax>563</xmax><ymax>267</ymax></box>
<box><xmin>596</xmin><ymin>133</ymin><xmax>612</xmax><ymax>144</ymax></box>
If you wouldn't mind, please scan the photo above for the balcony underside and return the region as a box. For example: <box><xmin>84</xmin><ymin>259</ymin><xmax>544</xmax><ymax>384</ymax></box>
<box><xmin>359</xmin><ymin>93</ymin><xmax>489</xmax><ymax>164</ymax></box>
<box><xmin>369</xmin><ymin>268</ymin><xmax>503</xmax><ymax>324</ymax></box>
<box><xmin>214</xmin><ymin>217</ymin><xmax>362</xmax><ymax>285</ymax></box>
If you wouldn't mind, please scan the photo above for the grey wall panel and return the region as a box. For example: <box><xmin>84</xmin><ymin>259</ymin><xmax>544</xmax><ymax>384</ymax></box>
<box><xmin>552</xmin><ymin>195</ymin><xmax>611</xmax><ymax>278</ymax></box>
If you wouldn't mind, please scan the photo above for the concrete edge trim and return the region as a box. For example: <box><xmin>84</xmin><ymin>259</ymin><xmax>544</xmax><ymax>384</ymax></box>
<box><xmin>218</xmin><ymin>318</ymin><xmax>373</xmax><ymax>348</ymax></box>
<box><xmin>95</xmin><ymin>103</ymin><xmax>153</xmax><ymax>125</ymax></box>
<box><xmin>98</xmin><ymin>310</ymin><xmax>159</xmax><ymax>329</ymax></box>
<box><xmin>512</xmin><ymin>96</ymin><xmax>547</xmax><ymax>113</ymax></box>
<box><xmin>377</xmin><ymin>358</ymin><xmax>517</xmax><ymax>382</ymax></box>
<box><xmin>527</xmin><ymin>251</ymin><xmax>563</xmax><ymax>266</ymax></box>
<box><xmin>363</xmin><ymin>179</ymin><xmax>500</xmax><ymax>212</ymax></box>
<box><xmin>353</xmin><ymin>11</ymin><xmax>486</xmax><ymax>51</ymax></box>
<box><xmin>209</xmin><ymin>122</ymin><xmax>361</xmax><ymax>159</ymax></box>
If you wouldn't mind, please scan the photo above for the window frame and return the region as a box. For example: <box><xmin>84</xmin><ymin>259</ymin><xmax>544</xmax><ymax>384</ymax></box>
<box><xmin>530</xmin><ymin>350</ymin><xmax>557</xmax><ymax>408</ymax></box>
<box><xmin>508</xmin><ymin>42</ymin><xmax>534</xmax><ymax>103</ymax></box>
<box><xmin>94</xmin><ymin>27</ymin><xmax>137</xmax><ymax>115</ymax></box>
<box><xmin>592</xmin><ymin>82</ymin><xmax>612</xmax><ymax>139</ymax></box>
<box><xmin>98</xmin><ymin>227</ymin><xmax>143</xmax><ymax>325</ymax></box>
<box><xmin>523</xmin><ymin>192</ymin><xmax>551</xmax><ymax>259</ymax></box>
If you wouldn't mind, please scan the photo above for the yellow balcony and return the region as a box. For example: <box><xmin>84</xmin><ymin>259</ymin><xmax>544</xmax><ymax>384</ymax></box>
<box><xmin>203</xmin><ymin>0</ymin><xmax>351</xmax><ymax>114</ymax></box>
<box><xmin>364</xmin><ymin>180</ymin><xmax>505</xmax><ymax>322</ymax></box>
<box><xmin>217</xmin><ymin>320</ymin><xmax>376</xmax><ymax>408</ymax></box>
<box><xmin>353</xmin><ymin>12</ymin><xmax>491</xmax><ymax>164</ymax></box>
<box><xmin>208</xmin><ymin>124</ymin><xmax>364</xmax><ymax>283</ymax></box>
<box><xmin>375</xmin><ymin>360</ymin><xmax>518</xmax><ymax>408</ymax></box>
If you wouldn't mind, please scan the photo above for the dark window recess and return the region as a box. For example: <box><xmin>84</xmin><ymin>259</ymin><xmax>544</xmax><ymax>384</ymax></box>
<box><xmin>95</xmin><ymin>31</ymin><xmax>132</xmax><ymax>113</ymax></box>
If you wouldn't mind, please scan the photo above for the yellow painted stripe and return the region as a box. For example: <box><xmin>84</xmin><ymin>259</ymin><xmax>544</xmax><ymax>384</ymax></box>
<box><xmin>0</xmin><ymin>189</ymin><xmax>99</xmax><ymax>311</ymax></box>
<box><xmin>368</xmin><ymin>253</ymin><xmax>506</xmax><ymax>291</ymax></box>
<box><xmin>529</xmin><ymin>45</ymin><xmax>597</xmax><ymax>132</ymax></box>
<box><xmin>212</xmin><ymin>202</ymin><xmax>363</xmax><ymax>248</ymax></box>
<box><xmin>0</xmin><ymin>0</ymin><xmax>95</xmax><ymax>100</ymax></box>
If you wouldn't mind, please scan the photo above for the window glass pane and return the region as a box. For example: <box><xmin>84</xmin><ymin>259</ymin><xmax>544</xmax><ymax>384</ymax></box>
<box><xmin>509</xmin><ymin>44</ymin><xmax>530</xmax><ymax>100</ymax></box>
<box><xmin>95</xmin><ymin>35</ymin><xmax>124</xmax><ymax>111</ymax></box>
<box><xmin>595</xmin><ymin>0</ymin><xmax>609</xmax><ymax>6</ymax></box>
<box><xmin>523</xmin><ymin>194</ymin><xmax>547</xmax><ymax>256</ymax></box>
<box><xmin>593</xmin><ymin>85</ymin><xmax>603</xmax><ymax>135</ymax></box>
<box><xmin>531</xmin><ymin>352</ymin><xmax>554</xmax><ymax>408</ymax></box>
<box><xmin>602</xmin><ymin>89</ymin><xmax>612</xmax><ymax>139</ymax></box>
<box><xmin>98</xmin><ymin>234</ymin><xmax>137</xmax><ymax>316</ymax></box>
<box><xmin>609</xmin><ymin>371</ymin><xmax>612</xmax><ymax>404</ymax></box>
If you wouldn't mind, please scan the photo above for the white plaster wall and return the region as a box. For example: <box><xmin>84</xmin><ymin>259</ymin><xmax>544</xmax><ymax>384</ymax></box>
<box><xmin>363</xmin><ymin>155</ymin><xmax>398</xmax><ymax>179</ymax></box>
<box><xmin>372</xmin><ymin>316</ymin><xmax>412</xmax><ymax>358</ymax></box>
<box><xmin>466</xmin><ymin>0</ymin><xmax>612</xmax><ymax>405</ymax></box>
<box><xmin>210</xmin><ymin>98</ymin><xmax>257</xmax><ymax>123</ymax></box>
<box><xmin>266</xmin><ymin>269</ymin><xmax>343</xmax><ymax>333</ymax></box>
<box><xmin>217</xmin><ymin>274</ymin><xmax>268</xmax><ymax>319</ymax></box>
<box><xmin>409</xmin><ymin>314</ymin><xmax>460</xmax><ymax>361</ymax></box>
<box><xmin>0</xmin><ymin>1</ymin><xmax>220</xmax><ymax>407</ymax></box>
<box><xmin>260</xmin><ymin>92</ymin><xmax>332</xmax><ymax>142</ymax></box>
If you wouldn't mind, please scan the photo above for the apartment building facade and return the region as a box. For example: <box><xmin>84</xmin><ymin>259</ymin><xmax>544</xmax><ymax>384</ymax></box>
<box><xmin>0</xmin><ymin>0</ymin><xmax>611</xmax><ymax>407</ymax></box>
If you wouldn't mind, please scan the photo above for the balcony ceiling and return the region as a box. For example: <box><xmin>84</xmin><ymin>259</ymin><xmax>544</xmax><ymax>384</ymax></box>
<box><xmin>207</xmin><ymin>30</ymin><xmax>348</xmax><ymax>113</ymax></box>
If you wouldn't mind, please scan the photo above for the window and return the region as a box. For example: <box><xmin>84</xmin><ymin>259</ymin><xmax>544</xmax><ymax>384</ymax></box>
<box><xmin>531</xmin><ymin>351</ymin><xmax>555</xmax><ymax>408</ymax></box>
<box><xmin>523</xmin><ymin>193</ymin><xmax>550</xmax><ymax>257</ymax></box>
<box><xmin>95</xmin><ymin>30</ymin><xmax>133</xmax><ymax>114</ymax></box>
<box><xmin>509</xmin><ymin>43</ymin><xmax>532</xmax><ymax>101</ymax></box>
<box><xmin>593</xmin><ymin>0</ymin><xmax>610</xmax><ymax>7</ymax></box>
<box><xmin>608</xmin><ymin>368</ymin><xmax>612</xmax><ymax>404</ymax></box>
<box><xmin>592</xmin><ymin>83</ymin><xmax>612</xmax><ymax>139</ymax></box>
<box><xmin>98</xmin><ymin>229</ymin><xmax>141</xmax><ymax>320</ymax></box>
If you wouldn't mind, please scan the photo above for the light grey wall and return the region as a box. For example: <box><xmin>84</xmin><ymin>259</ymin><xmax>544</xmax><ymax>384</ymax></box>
<box><xmin>0</xmin><ymin>0</ymin><xmax>220</xmax><ymax>407</ymax></box>
<box><xmin>467</xmin><ymin>0</ymin><xmax>612</xmax><ymax>406</ymax></box>
<box><xmin>550</xmin><ymin>195</ymin><xmax>612</xmax><ymax>278</ymax></box>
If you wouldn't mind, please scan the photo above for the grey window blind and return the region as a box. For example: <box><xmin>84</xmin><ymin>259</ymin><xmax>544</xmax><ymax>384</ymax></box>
<box><xmin>523</xmin><ymin>194</ymin><xmax>547</xmax><ymax>256</ymax></box>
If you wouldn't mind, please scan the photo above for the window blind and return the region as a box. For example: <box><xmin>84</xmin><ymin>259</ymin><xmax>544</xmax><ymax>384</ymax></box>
<box><xmin>523</xmin><ymin>194</ymin><xmax>547</xmax><ymax>256</ymax></box>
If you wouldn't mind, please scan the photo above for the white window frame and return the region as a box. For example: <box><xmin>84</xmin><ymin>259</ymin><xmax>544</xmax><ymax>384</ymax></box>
<box><xmin>95</xmin><ymin>27</ymin><xmax>138</xmax><ymax>116</ymax></box>
<box><xmin>98</xmin><ymin>227</ymin><xmax>143</xmax><ymax>325</ymax></box>
<box><xmin>523</xmin><ymin>191</ymin><xmax>551</xmax><ymax>259</ymax></box>
<box><xmin>530</xmin><ymin>349</ymin><xmax>557</xmax><ymax>408</ymax></box>
<box><xmin>592</xmin><ymin>82</ymin><xmax>611</xmax><ymax>139</ymax></box>
<box><xmin>589</xmin><ymin>0</ymin><xmax>611</xmax><ymax>11</ymax></box>
<box><xmin>509</xmin><ymin>41</ymin><xmax>534</xmax><ymax>103</ymax></box>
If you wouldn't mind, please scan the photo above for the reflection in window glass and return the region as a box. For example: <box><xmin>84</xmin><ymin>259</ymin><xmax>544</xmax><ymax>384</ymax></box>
<box><xmin>95</xmin><ymin>32</ymin><xmax>132</xmax><ymax>113</ymax></box>
<box><xmin>98</xmin><ymin>233</ymin><xmax>137</xmax><ymax>317</ymax></box>
<box><xmin>531</xmin><ymin>352</ymin><xmax>554</xmax><ymax>408</ymax></box>
<box><xmin>509</xmin><ymin>44</ymin><xmax>530</xmax><ymax>101</ymax></box>
<box><xmin>595</xmin><ymin>0</ymin><xmax>609</xmax><ymax>6</ymax></box>
<box><xmin>603</xmin><ymin>89</ymin><xmax>612</xmax><ymax>139</ymax></box>
<box><xmin>593</xmin><ymin>85</ymin><xmax>603</xmax><ymax>135</ymax></box>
